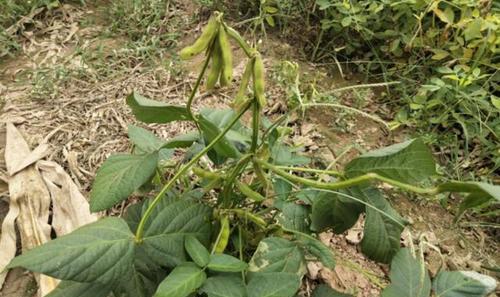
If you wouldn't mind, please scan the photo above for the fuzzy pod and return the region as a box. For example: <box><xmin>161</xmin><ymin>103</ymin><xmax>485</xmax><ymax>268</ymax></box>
<box><xmin>214</xmin><ymin>215</ymin><xmax>230</xmax><ymax>254</ymax></box>
<box><xmin>206</xmin><ymin>42</ymin><xmax>223</xmax><ymax>89</ymax></box>
<box><xmin>236</xmin><ymin>180</ymin><xmax>265</xmax><ymax>202</ymax></box>
<box><xmin>218</xmin><ymin>26</ymin><xmax>233</xmax><ymax>86</ymax></box>
<box><xmin>179</xmin><ymin>16</ymin><xmax>219</xmax><ymax>60</ymax></box>
<box><xmin>252</xmin><ymin>53</ymin><xmax>266</xmax><ymax>108</ymax></box>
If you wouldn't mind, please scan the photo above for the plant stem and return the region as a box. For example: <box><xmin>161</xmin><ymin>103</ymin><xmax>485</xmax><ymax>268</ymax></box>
<box><xmin>223</xmin><ymin>23</ymin><xmax>253</xmax><ymax>58</ymax></box>
<box><xmin>135</xmin><ymin>101</ymin><xmax>251</xmax><ymax>242</ymax></box>
<box><xmin>251</xmin><ymin>100</ymin><xmax>260</xmax><ymax>152</ymax></box>
<box><xmin>257</xmin><ymin>159</ymin><xmax>438</xmax><ymax>195</ymax></box>
<box><xmin>275</xmin><ymin>165</ymin><xmax>343</xmax><ymax>177</ymax></box>
<box><xmin>186</xmin><ymin>43</ymin><xmax>213</xmax><ymax>127</ymax></box>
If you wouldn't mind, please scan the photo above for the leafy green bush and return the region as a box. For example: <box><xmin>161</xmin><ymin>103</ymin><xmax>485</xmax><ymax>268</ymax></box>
<box><xmin>233</xmin><ymin>0</ymin><xmax>500</xmax><ymax>177</ymax></box>
<box><xmin>6</xmin><ymin>12</ymin><xmax>499</xmax><ymax>297</ymax></box>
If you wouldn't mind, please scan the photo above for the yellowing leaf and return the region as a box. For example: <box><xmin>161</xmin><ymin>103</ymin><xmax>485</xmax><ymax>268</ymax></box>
<box><xmin>431</xmin><ymin>49</ymin><xmax>450</xmax><ymax>60</ymax></box>
<box><xmin>433</xmin><ymin>7</ymin><xmax>454</xmax><ymax>24</ymax></box>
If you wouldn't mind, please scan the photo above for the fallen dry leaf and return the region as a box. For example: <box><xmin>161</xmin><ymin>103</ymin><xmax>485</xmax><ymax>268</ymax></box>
<box><xmin>0</xmin><ymin>123</ymin><xmax>57</xmax><ymax>295</ymax></box>
<box><xmin>37</xmin><ymin>160</ymin><xmax>97</xmax><ymax>236</ymax></box>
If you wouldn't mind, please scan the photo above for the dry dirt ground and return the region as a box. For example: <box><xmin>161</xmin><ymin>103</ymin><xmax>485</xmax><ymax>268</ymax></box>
<box><xmin>0</xmin><ymin>2</ymin><xmax>498</xmax><ymax>297</ymax></box>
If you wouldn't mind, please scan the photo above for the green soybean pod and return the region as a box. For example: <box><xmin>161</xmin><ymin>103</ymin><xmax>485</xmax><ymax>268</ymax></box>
<box><xmin>253</xmin><ymin>53</ymin><xmax>266</xmax><ymax>108</ymax></box>
<box><xmin>236</xmin><ymin>180</ymin><xmax>265</xmax><ymax>202</ymax></box>
<box><xmin>224</xmin><ymin>24</ymin><xmax>252</xmax><ymax>57</ymax></box>
<box><xmin>192</xmin><ymin>167</ymin><xmax>221</xmax><ymax>180</ymax></box>
<box><xmin>218</xmin><ymin>26</ymin><xmax>233</xmax><ymax>86</ymax></box>
<box><xmin>206</xmin><ymin>42</ymin><xmax>223</xmax><ymax>89</ymax></box>
<box><xmin>233</xmin><ymin>58</ymin><xmax>254</xmax><ymax>108</ymax></box>
<box><xmin>214</xmin><ymin>215</ymin><xmax>230</xmax><ymax>254</ymax></box>
<box><xmin>179</xmin><ymin>16</ymin><xmax>219</xmax><ymax>60</ymax></box>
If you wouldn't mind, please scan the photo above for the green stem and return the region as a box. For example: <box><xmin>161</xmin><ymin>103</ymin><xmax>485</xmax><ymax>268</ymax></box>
<box><xmin>275</xmin><ymin>165</ymin><xmax>343</xmax><ymax>177</ymax></box>
<box><xmin>257</xmin><ymin>159</ymin><xmax>438</xmax><ymax>195</ymax></box>
<box><xmin>251</xmin><ymin>100</ymin><xmax>260</xmax><ymax>152</ymax></box>
<box><xmin>135</xmin><ymin>101</ymin><xmax>251</xmax><ymax>242</ymax></box>
<box><xmin>223</xmin><ymin>23</ymin><xmax>253</xmax><ymax>58</ymax></box>
<box><xmin>186</xmin><ymin>43</ymin><xmax>213</xmax><ymax>127</ymax></box>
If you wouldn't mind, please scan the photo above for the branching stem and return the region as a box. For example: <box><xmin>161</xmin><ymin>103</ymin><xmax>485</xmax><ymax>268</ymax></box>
<box><xmin>257</xmin><ymin>159</ymin><xmax>439</xmax><ymax>195</ymax></box>
<box><xmin>135</xmin><ymin>101</ymin><xmax>251</xmax><ymax>242</ymax></box>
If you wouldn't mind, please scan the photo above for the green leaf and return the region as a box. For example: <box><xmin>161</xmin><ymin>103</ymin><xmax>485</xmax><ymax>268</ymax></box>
<box><xmin>433</xmin><ymin>271</ymin><xmax>497</xmax><ymax>297</ymax></box>
<box><xmin>90</xmin><ymin>152</ymin><xmax>158</xmax><ymax>212</ymax></box>
<box><xmin>142</xmin><ymin>199</ymin><xmax>212</xmax><ymax>267</ymax></box>
<box><xmin>114</xmin><ymin>264</ymin><xmax>166</xmax><ymax>297</ymax></box>
<box><xmin>296</xmin><ymin>234</ymin><xmax>335</xmax><ymax>269</ymax></box>
<box><xmin>200</xmin><ymin>276</ymin><xmax>247</xmax><ymax>297</ymax></box>
<box><xmin>341</xmin><ymin>16</ymin><xmax>352</xmax><ymax>27</ymax></box>
<box><xmin>248</xmin><ymin>237</ymin><xmax>306</xmax><ymax>276</ymax></box>
<box><xmin>199</xmin><ymin>114</ymin><xmax>240</xmax><ymax>159</ymax></box>
<box><xmin>207</xmin><ymin>254</ymin><xmax>248</xmax><ymax>272</ymax></box>
<box><xmin>128</xmin><ymin>124</ymin><xmax>164</xmax><ymax>153</ymax></box>
<box><xmin>46</xmin><ymin>281</ymin><xmax>112</xmax><ymax>297</ymax></box>
<box><xmin>438</xmin><ymin>182</ymin><xmax>500</xmax><ymax>201</ymax></box>
<box><xmin>381</xmin><ymin>248</ymin><xmax>431</xmax><ymax>297</ymax></box>
<box><xmin>311</xmin><ymin>188</ymin><xmax>364</xmax><ymax>233</ymax></box>
<box><xmin>345</xmin><ymin>139</ymin><xmax>436</xmax><ymax>184</ymax></box>
<box><xmin>312</xmin><ymin>284</ymin><xmax>353</xmax><ymax>297</ymax></box>
<box><xmin>456</xmin><ymin>192</ymin><xmax>493</xmax><ymax>220</ymax></box>
<box><xmin>126</xmin><ymin>92</ymin><xmax>192</xmax><ymax>123</ymax></box>
<box><xmin>278</xmin><ymin>202</ymin><xmax>310</xmax><ymax>233</ymax></box>
<box><xmin>8</xmin><ymin>218</ymin><xmax>134</xmax><ymax>284</ymax></box>
<box><xmin>153</xmin><ymin>263</ymin><xmax>206</xmax><ymax>297</ymax></box>
<box><xmin>464</xmin><ymin>19</ymin><xmax>482</xmax><ymax>41</ymax></box>
<box><xmin>431</xmin><ymin>49</ymin><xmax>450</xmax><ymax>60</ymax></box>
<box><xmin>360</xmin><ymin>187</ymin><xmax>405</xmax><ymax>263</ymax></box>
<box><xmin>185</xmin><ymin>235</ymin><xmax>210</xmax><ymax>267</ymax></box>
<box><xmin>433</xmin><ymin>7</ymin><xmax>454</xmax><ymax>24</ymax></box>
<box><xmin>124</xmin><ymin>200</ymin><xmax>144</xmax><ymax>233</ymax></box>
<box><xmin>271</xmin><ymin>144</ymin><xmax>310</xmax><ymax>166</ymax></box>
<box><xmin>491</xmin><ymin>95</ymin><xmax>500</xmax><ymax>110</ymax></box>
<box><xmin>247</xmin><ymin>272</ymin><xmax>301</xmax><ymax>297</ymax></box>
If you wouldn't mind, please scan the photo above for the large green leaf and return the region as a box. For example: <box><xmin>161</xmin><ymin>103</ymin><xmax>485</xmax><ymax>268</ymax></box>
<box><xmin>90</xmin><ymin>153</ymin><xmax>158</xmax><ymax>212</ymax></box>
<box><xmin>438</xmin><ymin>181</ymin><xmax>500</xmax><ymax>201</ymax></box>
<box><xmin>433</xmin><ymin>271</ymin><xmax>497</xmax><ymax>297</ymax></box>
<box><xmin>141</xmin><ymin>198</ymin><xmax>212</xmax><ymax>267</ymax></box>
<box><xmin>201</xmin><ymin>108</ymin><xmax>250</xmax><ymax>148</ymax></box>
<box><xmin>153</xmin><ymin>263</ymin><xmax>206</xmax><ymax>297</ymax></box>
<box><xmin>126</xmin><ymin>92</ymin><xmax>192</xmax><ymax>123</ymax></box>
<box><xmin>207</xmin><ymin>254</ymin><xmax>248</xmax><ymax>272</ymax></box>
<box><xmin>248</xmin><ymin>237</ymin><xmax>306</xmax><ymax>276</ymax></box>
<box><xmin>345</xmin><ymin>139</ymin><xmax>436</xmax><ymax>184</ymax></box>
<box><xmin>382</xmin><ymin>248</ymin><xmax>431</xmax><ymax>297</ymax></box>
<box><xmin>296</xmin><ymin>234</ymin><xmax>335</xmax><ymax>269</ymax></box>
<box><xmin>311</xmin><ymin>188</ymin><xmax>364</xmax><ymax>233</ymax></box>
<box><xmin>200</xmin><ymin>276</ymin><xmax>247</xmax><ymax>297</ymax></box>
<box><xmin>185</xmin><ymin>235</ymin><xmax>210</xmax><ymax>267</ymax></box>
<box><xmin>312</xmin><ymin>285</ymin><xmax>353</xmax><ymax>297</ymax></box>
<box><xmin>278</xmin><ymin>202</ymin><xmax>310</xmax><ymax>233</ymax></box>
<box><xmin>199</xmin><ymin>114</ymin><xmax>240</xmax><ymax>159</ymax></box>
<box><xmin>359</xmin><ymin>186</ymin><xmax>406</xmax><ymax>263</ymax></box>
<box><xmin>8</xmin><ymin>218</ymin><xmax>135</xmax><ymax>284</ymax></box>
<box><xmin>46</xmin><ymin>281</ymin><xmax>112</xmax><ymax>297</ymax></box>
<box><xmin>247</xmin><ymin>272</ymin><xmax>301</xmax><ymax>297</ymax></box>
